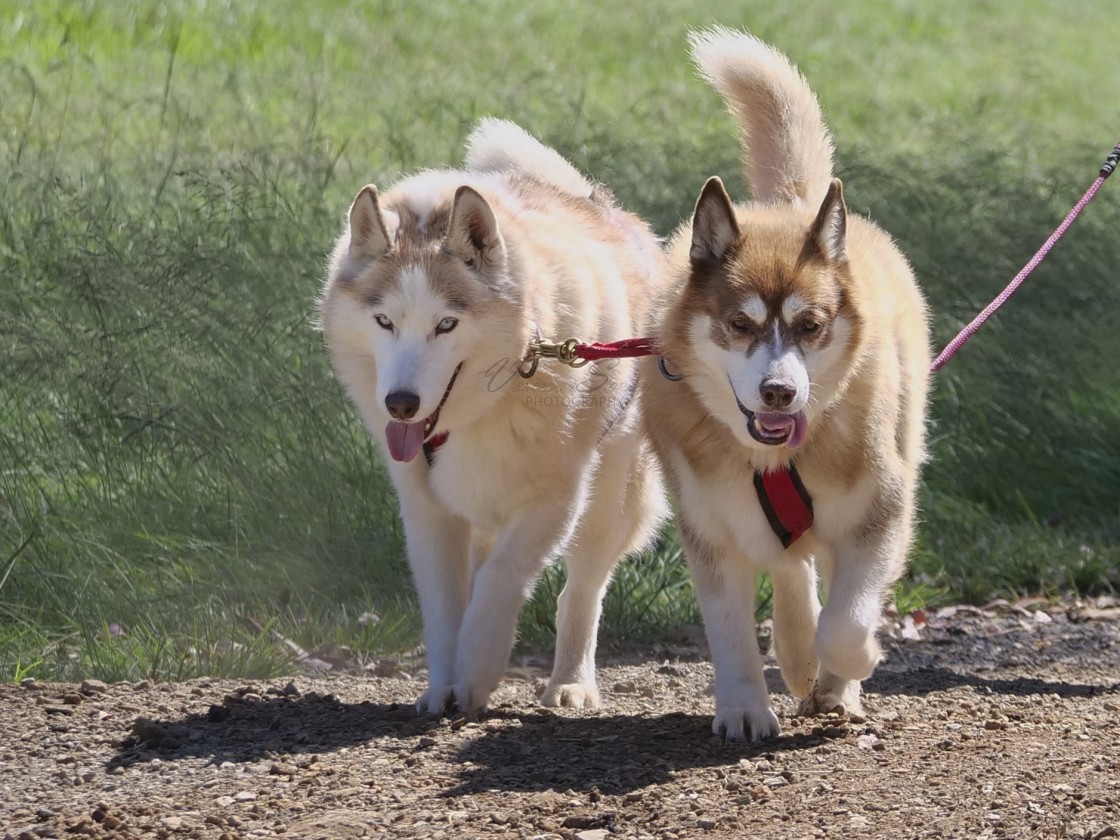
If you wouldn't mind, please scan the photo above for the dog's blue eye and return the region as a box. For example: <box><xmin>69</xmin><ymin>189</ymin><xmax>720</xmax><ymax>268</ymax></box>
<box><xmin>375</xmin><ymin>314</ymin><xmax>394</xmax><ymax>331</ymax></box>
<box><xmin>436</xmin><ymin>317</ymin><xmax>459</xmax><ymax>335</ymax></box>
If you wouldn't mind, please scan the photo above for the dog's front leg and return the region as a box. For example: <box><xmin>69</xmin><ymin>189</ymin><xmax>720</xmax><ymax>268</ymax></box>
<box><xmin>398</xmin><ymin>484</ymin><xmax>471</xmax><ymax>716</ymax></box>
<box><xmin>683</xmin><ymin>526</ymin><xmax>780</xmax><ymax>742</ymax></box>
<box><xmin>807</xmin><ymin>518</ymin><xmax>910</xmax><ymax>715</ymax></box>
<box><xmin>452</xmin><ymin>498</ymin><xmax>583</xmax><ymax>715</ymax></box>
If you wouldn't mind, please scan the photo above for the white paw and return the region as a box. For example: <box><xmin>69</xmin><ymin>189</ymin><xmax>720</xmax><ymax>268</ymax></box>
<box><xmin>797</xmin><ymin>675</ymin><xmax>863</xmax><ymax>718</ymax></box>
<box><xmin>451</xmin><ymin>677</ymin><xmax>494</xmax><ymax>717</ymax></box>
<box><xmin>815</xmin><ymin>619</ymin><xmax>881</xmax><ymax>681</ymax></box>
<box><xmin>712</xmin><ymin>703</ymin><xmax>781</xmax><ymax>742</ymax></box>
<box><xmin>540</xmin><ymin>681</ymin><xmax>600</xmax><ymax>710</ymax></box>
<box><xmin>415</xmin><ymin>684</ymin><xmax>455</xmax><ymax>717</ymax></box>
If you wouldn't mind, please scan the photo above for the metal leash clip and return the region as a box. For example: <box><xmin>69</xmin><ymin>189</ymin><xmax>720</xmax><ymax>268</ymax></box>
<box><xmin>517</xmin><ymin>337</ymin><xmax>589</xmax><ymax>379</ymax></box>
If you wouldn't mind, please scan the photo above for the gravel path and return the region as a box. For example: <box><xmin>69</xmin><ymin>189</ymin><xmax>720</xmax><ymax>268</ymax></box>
<box><xmin>3</xmin><ymin>600</ymin><xmax>1119</xmax><ymax>839</ymax></box>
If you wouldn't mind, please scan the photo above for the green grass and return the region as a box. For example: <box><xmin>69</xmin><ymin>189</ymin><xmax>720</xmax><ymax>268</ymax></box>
<box><xmin>1</xmin><ymin>0</ymin><xmax>1117</xmax><ymax>681</ymax></box>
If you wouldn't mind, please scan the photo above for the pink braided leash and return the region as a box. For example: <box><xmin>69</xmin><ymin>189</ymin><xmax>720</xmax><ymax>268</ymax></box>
<box><xmin>930</xmin><ymin>141</ymin><xmax>1120</xmax><ymax>372</ymax></box>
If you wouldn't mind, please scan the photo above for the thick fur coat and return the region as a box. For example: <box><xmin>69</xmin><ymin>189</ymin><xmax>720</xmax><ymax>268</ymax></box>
<box><xmin>320</xmin><ymin>119</ymin><xmax>666</xmax><ymax>715</ymax></box>
<box><xmin>642</xmin><ymin>29</ymin><xmax>931</xmax><ymax>740</ymax></box>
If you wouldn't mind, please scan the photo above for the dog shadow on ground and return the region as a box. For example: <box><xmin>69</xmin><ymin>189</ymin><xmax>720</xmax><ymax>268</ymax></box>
<box><xmin>103</xmin><ymin>681</ymin><xmax>827</xmax><ymax>795</ymax></box>
<box><xmin>103</xmin><ymin>659</ymin><xmax>1117</xmax><ymax>795</ymax></box>
<box><xmin>105</xmin><ymin>690</ymin><xmax>431</xmax><ymax>771</ymax></box>
<box><xmin>866</xmin><ymin>665</ymin><xmax>1119</xmax><ymax>700</ymax></box>
<box><xmin>439</xmin><ymin>708</ymin><xmax>832</xmax><ymax>797</ymax></box>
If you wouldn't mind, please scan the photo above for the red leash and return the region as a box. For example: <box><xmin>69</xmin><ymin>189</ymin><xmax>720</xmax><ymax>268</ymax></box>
<box><xmin>570</xmin><ymin>337</ymin><xmax>659</xmax><ymax>360</ymax></box>
<box><xmin>930</xmin><ymin>140</ymin><xmax>1120</xmax><ymax>372</ymax></box>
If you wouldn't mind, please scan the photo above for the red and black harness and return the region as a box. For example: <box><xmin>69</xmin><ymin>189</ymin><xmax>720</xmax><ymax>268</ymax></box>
<box><xmin>753</xmin><ymin>463</ymin><xmax>814</xmax><ymax>548</ymax></box>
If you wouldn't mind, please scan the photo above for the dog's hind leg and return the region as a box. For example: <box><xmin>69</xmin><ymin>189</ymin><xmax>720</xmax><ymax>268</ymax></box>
<box><xmin>452</xmin><ymin>481</ymin><xmax>589</xmax><ymax>716</ymax></box>
<box><xmin>543</xmin><ymin>442</ymin><xmax>665</xmax><ymax>709</ymax></box>
<box><xmin>770</xmin><ymin>555</ymin><xmax>821</xmax><ymax>699</ymax></box>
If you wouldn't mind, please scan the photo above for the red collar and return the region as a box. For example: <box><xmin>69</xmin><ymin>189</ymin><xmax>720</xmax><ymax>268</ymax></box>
<box><xmin>422</xmin><ymin>431</ymin><xmax>450</xmax><ymax>466</ymax></box>
<box><xmin>754</xmin><ymin>464</ymin><xmax>814</xmax><ymax>548</ymax></box>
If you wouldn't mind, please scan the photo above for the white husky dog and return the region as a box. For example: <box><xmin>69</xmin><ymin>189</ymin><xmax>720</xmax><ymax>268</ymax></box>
<box><xmin>642</xmin><ymin>29</ymin><xmax>931</xmax><ymax>740</ymax></box>
<box><xmin>320</xmin><ymin>119</ymin><xmax>666</xmax><ymax>715</ymax></box>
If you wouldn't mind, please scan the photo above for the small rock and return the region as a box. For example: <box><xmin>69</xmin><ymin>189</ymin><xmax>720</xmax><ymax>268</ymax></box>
<box><xmin>762</xmin><ymin>776</ymin><xmax>788</xmax><ymax>787</ymax></box>
<box><xmin>371</xmin><ymin>658</ymin><xmax>399</xmax><ymax>677</ymax></box>
<box><xmin>35</xmin><ymin>809</ymin><xmax>55</xmax><ymax>821</ymax></box>
<box><xmin>62</xmin><ymin>694</ymin><xmax>83</xmax><ymax>705</ymax></box>
<box><xmin>20</xmin><ymin>677</ymin><xmax>37</xmax><ymax>688</ymax></box>
<box><xmin>161</xmin><ymin>816</ymin><xmax>182</xmax><ymax>830</ymax></box>
<box><xmin>563</xmin><ymin>815</ymin><xmax>613</xmax><ymax>830</ymax></box>
<box><xmin>984</xmin><ymin>720</ymin><xmax>1005</xmax><ymax>731</ymax></box>
<box><xmin>131</xmin><ymin>717</ymin><xmax>171</xmax><ymax>743</ymax></box>
<box><xmin>611</xmin><ymin>681</ymin><xmax>638</xmax><ymax>694</ymax></box>
<box><xmin>575</xmin><ymin>831</ymin><xmax>610</xmax><ymax>840</ymax></box>
<box><xmin>132</xmin><ymin>680</ymin><xmax>152</xmax><ymax>691</ymax></box>
<box><xmin>696</xmin><ymin>818</ymin><xmax>717</xmax><ymax>830</ymax></box>
<box><xmin>233</xmin><ymin>791</ymin><xmax>256</xmax><ymax>802</ymax></box>
<box><xmin>1103</xmin><ymin>701</ymin><xmax>1119</xmax><ymax>713</ymax></box>
<box><xmin>856</xmin><ymin>734</ymin><xmax>879</xmax><ymax>750</ymax></box>
<box><xmin>640</xmin><ymin>686</ymin><xmax>656</xmax><ymax>699</ymax></box>
<box><xmin>282</xmin><ymin>681</ymin><xmax>300</xmax><ymax>697</ymax></box>
<box><xmin>101</xmin><ymin>816</ymin><xmax>123</xmax><ymax>830</ymax></box>
<box><xmin>80</xmin><ymin>679</ymin><xmax>108</xmax><ymax>694</ymax></box>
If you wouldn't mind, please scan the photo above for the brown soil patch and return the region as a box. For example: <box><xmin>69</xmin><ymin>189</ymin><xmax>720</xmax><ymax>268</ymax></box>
<box><xmin>3</xmin><ymin>601</ymin><xmax>1118</xmax><ymax>839</ymax></box>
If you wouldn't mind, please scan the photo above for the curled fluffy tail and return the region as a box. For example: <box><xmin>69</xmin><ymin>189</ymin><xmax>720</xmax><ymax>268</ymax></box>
<box><xmin>689</xmin><ymin>27</ymin><xmax>834</xmax><ymax>206</ymax></box>
<box><xmin>464</xmin><ymin>117</ymin><xmax>594</xmax><ymax>199</ymax></box>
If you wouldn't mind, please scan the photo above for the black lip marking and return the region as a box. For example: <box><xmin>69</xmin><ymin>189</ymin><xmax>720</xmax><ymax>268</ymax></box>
<box><xmin>729</xmin><ymin>378</ymin><xmax>792</xmax><ymax>447</ymax></box>
<box><xmin>421</xmin><ymin>362</ymin><xmax>463</xmax><ymax>440</ymax></box>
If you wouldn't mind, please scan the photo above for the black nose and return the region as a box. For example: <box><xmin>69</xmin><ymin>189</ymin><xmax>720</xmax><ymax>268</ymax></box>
<box><xmin>385</xmin><ymin>390</ymin><xmax>421</xmax><ymax>420</ymax></box>
<box><xmin>759</xmin><ymin>379</ymin><xmax>796</xmax><ymax>409</ymax></box>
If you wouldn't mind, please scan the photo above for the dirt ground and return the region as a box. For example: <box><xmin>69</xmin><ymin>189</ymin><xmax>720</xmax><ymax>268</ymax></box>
<box><xmin>3</xmin><ymin>598</ymin><xmax>1119</xmax><ymax>840</ymax></box>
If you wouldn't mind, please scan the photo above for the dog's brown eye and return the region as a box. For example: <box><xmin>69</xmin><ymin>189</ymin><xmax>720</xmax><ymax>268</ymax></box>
<box><xmin>799</xmin><ymin>318</ymin><xmax>822</xmax><ymax>336</ymax></box>
<box><xmin>729</xmin><ymin>316</ymin><xmax>755</xmax><ymax>333</ymax></box>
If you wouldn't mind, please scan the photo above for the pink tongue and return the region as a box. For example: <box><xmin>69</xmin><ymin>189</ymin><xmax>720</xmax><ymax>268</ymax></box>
<box><xmin>385</xmin><ymin>421</ymin><xmax>426</xmax><ymax>462</ymax></box>
<box><xmin>756</xmin><ymin>410</ymin><xmax>809</xmax><ymax>449</ymax></box>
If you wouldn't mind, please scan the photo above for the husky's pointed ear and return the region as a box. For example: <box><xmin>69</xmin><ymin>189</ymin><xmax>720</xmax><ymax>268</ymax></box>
<box><xmin>690</xmin><ymin>177</ymin><xmax>740</xmax><ymax>265</ymax></box>
<box><xmin>348</xmin><ymin>185</ymin><xmax>397</xmax><ymax>259</ymax></box>
<box><xmin>807</xmin><ymin>179</ymin><xmax>847</xmax><ymax>263</ymax></box>
<box><xmin>446</xmin><ymin>185</ymin><xmax>504</xmax><ymax>271</ymax></box>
